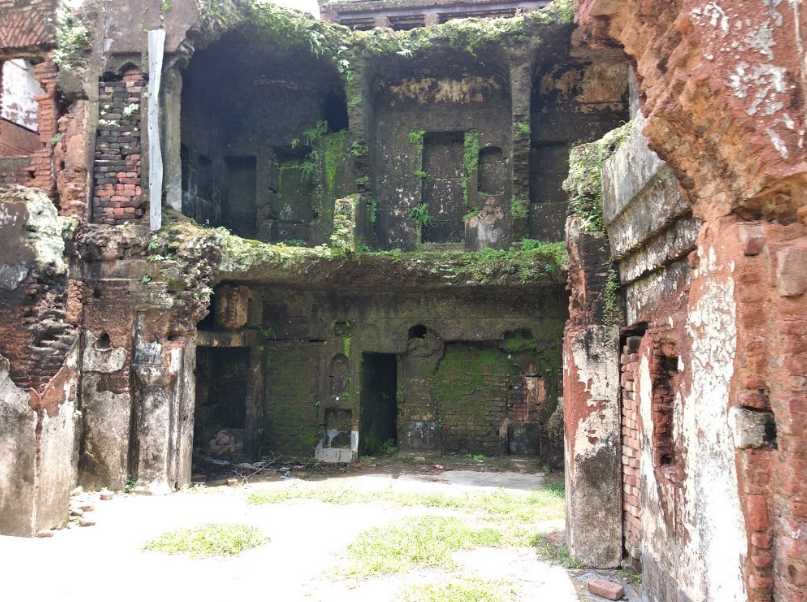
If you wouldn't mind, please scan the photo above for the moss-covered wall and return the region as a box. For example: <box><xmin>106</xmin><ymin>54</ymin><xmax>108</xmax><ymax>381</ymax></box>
<box><xmin>432</xmin><ymin>344</ymin><xmax>514</xmax><ymax>454</ymax></box>
<box><xmin>263</xmin><ymin>342</ymin><xmax>323</xmax><ymax>455</ymax></box>
<box><xmin>251</xmin><ymin>285</ymin><xmax>566</xmax><ymax>464</ymax></box>
<box><xmin>180</xmin><ymin>28</ymin><xmax>352</xmax><ymax>245</ymax></box>
<box><xmin>369</xmin><ymin>64</ymin><xmax>513</xmax><ymax>250</ymax></box>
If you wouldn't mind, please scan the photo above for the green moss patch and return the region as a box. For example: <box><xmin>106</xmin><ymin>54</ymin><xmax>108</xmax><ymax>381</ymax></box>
<box><xmin>562</xmin><ymin>122</ymin><xmax>632</xmax><ymax>234</ymax></box>
<box><xmin>147</xmin><ymin>214</ymin><xmax>567</xmax><ymax>289</ymax></box>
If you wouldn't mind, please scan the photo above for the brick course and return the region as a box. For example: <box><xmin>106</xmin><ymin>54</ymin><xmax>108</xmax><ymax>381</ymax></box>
<box><xmin>0</xmin><ymin>0</ymin><xmax>56</xmax><ymax>50</ymax></box>
<box><xmin>92</xmin><ymin>68</ymin><xmax>145</xmax><ymax>224</ymax></box>
<box><xmin>621</xmin><ymin>336</ymin><xmax>641</xmax><ymax>561</ymax></box>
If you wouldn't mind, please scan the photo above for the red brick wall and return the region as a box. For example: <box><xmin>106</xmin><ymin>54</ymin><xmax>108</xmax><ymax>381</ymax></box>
<box><xmin>620</xmin><ymin>335</ymin><xmax>641</xmax><ymax>562</ymax></box>
<box><xmin>0</xmin><ymin>119</ymin><xmax>39</xmax><ymax>155</ymax></box>
<box><xmin>730</xmin><ymin>219</ymin><xmax>807</xmax><ymax>601</ymax></box>
<box><xmin>0</xmin><ymin>0</ymin><xmax>56</xmax><ymax>49</ymax></box>
<box><xmin>92</xmin><ymin>68</ymin><xmax>145</xmax><ymax>224</ymax></box>
<box><xmin>0</xmin><ymin>59</ymin><xmax>58</xmax><ymax>191</ymax></box>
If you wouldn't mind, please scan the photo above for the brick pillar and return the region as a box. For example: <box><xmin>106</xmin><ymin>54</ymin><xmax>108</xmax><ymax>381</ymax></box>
<box><xmin>93</xmin><ymin>67</ymin><xmax>145</xmax><ymax>224</ymax></box>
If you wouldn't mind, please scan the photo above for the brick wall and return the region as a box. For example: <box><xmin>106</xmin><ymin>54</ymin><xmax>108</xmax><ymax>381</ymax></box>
<box><xmin>0</xmin><ymin>0</ymin><xmax>56</xmax><ymax>49</ymax></box>
<box><xmin>621</xmin><ymin>335</ymin><xmax>641</xmax><ymax>562</ymax></box>
<box><xmin>0</xmin><ymin>60</ymin><xmax>58</xmax><ymax>191</ymax></box>
<box><xmin>92</xmin><ymin>68</ymin><xmax>145</xmax><ymax>224</ymax></box>
<box><xmin>0</xmin><ymin>119</ymin><xmax>39</xmax><ymax>155</ymax></box>
<box><xmin>0</xmin><ymin>155</ymin><xmax>31</xmax><ymax>185</ymax></box>
<box><xmin>432</xmin><ymin>344</ymin><xmax>511</xmax><ymax>454</ymax></box>
<box><xmin>28</xmin><ymin>60</ymin><xmax>57</xmax><ymax>192</ymax></box>
<box><xmin>264</xmin><ymin>342</ymin><xmax>322</xmax><ymax>455</ymax></box>
<box><xmin>730</xmin><ymin>220</ymin><xmax>806</xmax><ymax>601</ymax></box>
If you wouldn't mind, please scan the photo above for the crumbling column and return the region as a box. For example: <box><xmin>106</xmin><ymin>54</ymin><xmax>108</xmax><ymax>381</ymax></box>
<box><xmin>563</xmin><ymin>216</ymin><xmax>623</xmax><ymax>567</ymax></box>
<box><xmin>131</xmin><ymin>315</ymin><xmax>195</xmax><ymax>493</ymax></box>
<box><xmin>0</xmin><ymin>187</ymin><xmax>80</xmax><ymax>536</ymax></box>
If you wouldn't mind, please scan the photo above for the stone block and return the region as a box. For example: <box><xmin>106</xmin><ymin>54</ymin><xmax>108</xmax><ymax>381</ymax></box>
<box><xmin>215</xmin><ymin>285</ymin><xmax>250</xmax><ymax>331</ymax></box>
<box><xmin>738</xmin><ymin>223</ymin><xmax>765</xmax><ymax>256</ymax></box>
<box><xmin>605</xmin><ymin>167</ymin><xmax>691</xmax><ymax>261</ymax></box>
<box><xmin>776</xmin><ymin>246</ymin><xmax>807</xmax><ymax>297</ymax></box>
<box><xmin>602</xmin><ymin>112</ymin><xmax>665</xmax><ymax>225</ymax></box>
<box><xmin>588</xmin><ymin>579</ymin><xmax>625</xmax><ymax>600</ymax></box>
<box><xmin>729</xmin><ymin>406</ymin><xmax>775</xmax><ymax>449</ymax></box>
<box><xmin>617</xmin><ymin>214</ymin><xmax>700</xmax><ymax>284</ymax></box>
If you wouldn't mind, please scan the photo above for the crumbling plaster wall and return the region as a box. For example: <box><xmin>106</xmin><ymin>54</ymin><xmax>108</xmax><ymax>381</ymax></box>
<box><xmin>568</xmin><ymin>1</ymin><xmax>807</xmax><ymax>600</ymax></box>
<box><xmin>0</xmin><ymin>187</ymin><xmax>80</xmax><ymax>536</ymax></box>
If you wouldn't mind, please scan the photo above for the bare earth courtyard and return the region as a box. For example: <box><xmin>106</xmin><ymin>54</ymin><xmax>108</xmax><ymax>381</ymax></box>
<box><xmin>1</xmin><ymin>459</ymin><xmax>634</xmax><ymax>602</ymax></box>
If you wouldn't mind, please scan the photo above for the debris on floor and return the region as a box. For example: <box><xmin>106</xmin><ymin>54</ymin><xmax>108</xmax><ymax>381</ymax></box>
<box><xmin>587</xmin><ymin>578</ymin><xmax>625</xmax><ymax>600</ymax></box>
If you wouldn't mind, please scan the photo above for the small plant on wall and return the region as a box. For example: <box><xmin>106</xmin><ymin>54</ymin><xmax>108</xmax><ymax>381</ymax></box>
<box><xmin>511</xmin><ymin>197</ymin><xmax>529</xmax><ymax>220</ymax></box>
<box><xmin>409</xmin><ymin>203</ymin><xmax>432</xmax><ymax>227</ymax></box>
<box><xmin>463</xmin><ymin>130</ymin><xmax>481</xmax><ymax>207</ymax></box>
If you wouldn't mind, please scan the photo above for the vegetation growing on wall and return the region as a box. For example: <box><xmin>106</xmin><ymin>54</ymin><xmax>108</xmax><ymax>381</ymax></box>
<box><xmin>562</xmin><ymin>122</ymin><xmax>632</xmax><ymax>234</ymax></box>
<box><xmin>147</xmin><ymin>213</ymin><xmax>567</xmax><ymax>289</ymax></box>
<box><xmin>351</xmin><ymin>0</ymin><xmax>574</xmax><ymax>58</ymax></box>
<box><xmin>602</xmin><ymin>267</ymin><xmax>622</xmax><ymax>326</ymax></box>
<box><xmin>195</xmin><ymin>0</ymin><xmax>574</xmax><ymax>78</ymax></box>
<box><xmin>510</xmin><ymin>197</ymin><xmax>529</xmax><ymax>220</ymax></box>
<box><xmin>409</xmin><ymin>202</ymin><xmax>433</xmax><ymax>227</ymax></box>
<box><xmin>463</xmin><ymin>130</ymin><xmax>481</xmax><ymax>207</ymax></box>
<box><xmin>54</xmin><ymin>1</ymin><xmax>94</xmax><ymax>70</ymax></box>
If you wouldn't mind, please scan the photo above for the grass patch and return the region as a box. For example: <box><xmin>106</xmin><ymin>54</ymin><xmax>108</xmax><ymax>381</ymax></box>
<box><xmin>249</xmin><ymin>481</ymin><xmax>565</xmax><ymax>563</ymax></box>
<box><xmin>143</xmin><ymin>523</ymin><xmax>268</xmax><ymax>558</ymax></box>
<box><xmin>398</xmin><ymin>577</ymin><xmax>517</xmax><ymax>602</ymax></box>
<box><xmin>343</xmin><ymin>516</ymin><xmax>501</xmax><ymax>576</ymax></box>
<box><xmin>247</xmin><ymin>483</ymin><xmax>565</xmax><ymax>525</ymax></box>
<box><xmin>532</xmin><ymin>533</ymin><xmax>583</xmax><ymax>569</ymax></box>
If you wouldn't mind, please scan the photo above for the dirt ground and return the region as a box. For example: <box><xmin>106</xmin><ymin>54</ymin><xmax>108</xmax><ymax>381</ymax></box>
<box><xmin>1</xmin><ymin>456</ymin><xmax>636</xmax><ymax>602</ymax></box>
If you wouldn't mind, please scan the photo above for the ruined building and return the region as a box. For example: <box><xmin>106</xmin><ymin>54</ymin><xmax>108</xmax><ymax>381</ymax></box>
<box><xmin>0</xmin><ymin>0</ymin><xmax>804</xmax><ymax>600</ymax></box>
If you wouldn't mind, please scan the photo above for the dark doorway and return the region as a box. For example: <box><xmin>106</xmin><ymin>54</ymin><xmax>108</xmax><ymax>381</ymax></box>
<box><xmin>360</xmin><ymin>353</ymin><xmax>398</xmax><ymax>455</ymax></box>
<box><xmin>224</xmin><ymin>156</ymin><xmax>257</xmax><ymax>238</ymax></box>
<box><xmin>422</xmin><ymin>131</ymin><xmax>465</xmax><ymax>243</ymax></box>
<box><xmin>194</xmin><ymin>347</ymin><xmax>249</xmax><ymax>459</ymax></box>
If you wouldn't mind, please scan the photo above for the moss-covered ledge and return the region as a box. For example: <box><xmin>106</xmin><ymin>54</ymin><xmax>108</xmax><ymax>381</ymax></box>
<box><xmin>145</xmin><ymin>212</ymin><xmax>567</xmax><ymax>291</ymax></box>
<box><xmin>192</xmin><ymin>0</ymin><xmax>573</xmax><ymax>73</ymax></box>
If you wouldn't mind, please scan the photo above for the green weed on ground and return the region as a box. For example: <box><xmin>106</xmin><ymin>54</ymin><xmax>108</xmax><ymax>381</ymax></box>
<box><xmin>343</xmin><ymin>515</ymin><xmax>501</xmax><ymax>576</ymax></box>
<box><xmin>143</xmin><ymin>523</ymin><xmax>268</xmax><ymax>558</ymax></box>
<box><xmin>398</xmin><ymin>577</ymin><xmax>517</xmax><ymax>602</ymax></box>
<box><xmin>247</xmin><ymin>483</ymin><xmax>565</xmax><ymax>525</ymax></box>
<box><xmin>532</xmin><ymin>533</ymin><xmax>583</xmax><ymax>569</ymax></box>
<box><xmin>247</xmin><ymin>483</ymin><xmax>565</xmax><ymax>548</ymax></box>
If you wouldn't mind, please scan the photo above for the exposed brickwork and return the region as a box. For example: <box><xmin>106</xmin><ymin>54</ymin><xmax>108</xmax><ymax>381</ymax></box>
<box><xmin>92</xmin><ymin>68</ymin><xmax>144</xmax><ymax>224</ymax></box>
<box><xmin>0</xmin><ymin>0</ymin><xmax>56</xmax><ymax>50</ymax></box>
<box><xmin>28</xmin><ymin>60</ymin><xmax>57</xmax><ymax>192</ymax></box>
<box><xmin>0</xmin><ymin>155</ymin><xmax>32</xmax><ymax>185</ymax></box>
<box><xmin>53</xmin><ymin>100</ymin><xmax>91</xmax><ymax>219</ymax></box>
<box><xmin>0</xmin><ymin>273</ymin><xmax>79</xmax><ymax>402</ymax></box>
<box><xmin>729</xmin><ymin>218</ymin><xmax>807</xmax><ymax>602</ymax></box>
<box><xmin>0</xmin><ymin>119</ymin><xmax>39</xmax><ymax>155</ymax></box>
<box><xmin>434</xmin><ymin>345</ymin><xmax>511</xmax><ymax>454</ymax></box>
<box><xmin>0</xmin><ymin>59</ymin><xmax>58</xmax><ymax>191</ymax></box>
<box><xmin>264</xmin><ymin>343</ymin><xmax>322</xmax><ymax>455</ymax></box>
<box><xmin>620</xmin><ymin>336</ymin><xmax>641</xmax><ymax>562</ymax></box>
